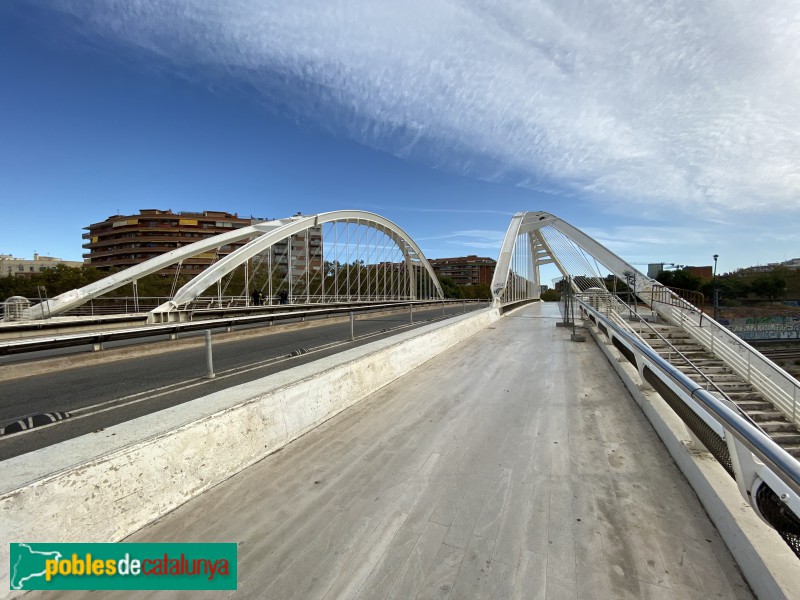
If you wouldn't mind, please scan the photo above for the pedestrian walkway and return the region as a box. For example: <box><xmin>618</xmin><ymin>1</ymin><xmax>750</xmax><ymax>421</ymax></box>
<box><xmin>43</xmin><ymin>303</ymin><xmax>752</xmax><ymax>599</ymax></box>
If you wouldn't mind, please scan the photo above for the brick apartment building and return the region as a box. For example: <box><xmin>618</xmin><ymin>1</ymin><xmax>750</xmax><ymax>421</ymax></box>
<box><xmin>428</xmin><ymin>255</ymin><xmax>496</xmax><ymax>286</ymax></box>
<box><xmin>83</xmin><ymin>209</ymin><xmax>322</xmax><ymax>277</ymax></box>
<box><xmin>83</xmin><ymin>209</ymin><xmax>253</xmax><ymax>272</ymax></box>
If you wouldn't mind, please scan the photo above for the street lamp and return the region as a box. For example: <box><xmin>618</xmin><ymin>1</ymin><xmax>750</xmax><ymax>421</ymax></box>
<box><xmin>712</xmin><ymin>254</ymin><xmax>719</xmax><ymax>321</ymax></box>
<box><xmin>623</xmin><ymin>270</ymin><xmax>635</xmax><ymax>319</ymax></box>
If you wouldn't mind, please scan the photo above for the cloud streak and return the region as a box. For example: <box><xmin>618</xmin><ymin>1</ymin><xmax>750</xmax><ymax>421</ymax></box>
<box><xmin>49</xmin><ymin>0</ymin><xmax>800</xmax><ymax>214</ymax></box>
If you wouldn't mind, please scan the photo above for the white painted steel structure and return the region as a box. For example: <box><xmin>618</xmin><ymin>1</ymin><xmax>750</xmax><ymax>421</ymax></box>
<box><xmin>579</xmin><ymin>298</ymin><xmax>800</xmax><ymax>558</ymax></box>
<box><xmin>491</xmin><ymin>211</ymin><xmax>654</xmax><ymax>305</ymax></box>
<box><xmin>490</xmin><ymin>211</ymin><xmax>800</xmax><ymax>433</ymax></box>
<box><xmin>22</xmin><ymin>211</ymin><xmax>443</xmax><ymax>323</ymax></box>
<box><xmin>490</xmin><ymin>211</ymin><xmax>800</xmax><ymax>557</ymax></box>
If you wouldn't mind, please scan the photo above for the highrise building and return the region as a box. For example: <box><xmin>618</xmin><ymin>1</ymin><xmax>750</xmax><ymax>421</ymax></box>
<box><xmin>428</xmin><ymin>255</ymin><xmax>496</xmax><ymax>286</ymax></box>
<box><xmin>82</xmin><ymin>209</ymin><xmax>253</xmax><ymax>272</ymax></box>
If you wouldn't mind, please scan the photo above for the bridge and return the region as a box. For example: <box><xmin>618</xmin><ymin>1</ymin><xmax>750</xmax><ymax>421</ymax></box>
<box><xmin>1</xmin><ymin>211</ymin><xmax>799</xmax><ymax>598</ymax></box>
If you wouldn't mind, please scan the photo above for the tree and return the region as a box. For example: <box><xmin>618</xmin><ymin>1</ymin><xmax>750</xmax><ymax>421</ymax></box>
<box><xmin>751</xmin><ymin>274</ymin><xmax>786</xmax><ymax>303</ymax></box>
<box><xmin>656</xmin><ymin>269</ymin><xmax>701</xmax><ymax>292</ymax></box>
<box><xmin>459</xmin><ymin>283</ymin><xmax>491</xmax><ymax>300</ymax></box>
<box><xmin>541</xmin><ymin>289</ymin><xmax>561</xmax><ymax>301</ymax></box>
<box><xmin>437</xmin><ymin>276</ymin><xmax>463</xmax><ymax>299</ymax></box>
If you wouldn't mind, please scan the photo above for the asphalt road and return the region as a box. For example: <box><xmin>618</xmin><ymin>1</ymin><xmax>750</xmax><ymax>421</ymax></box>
<box><xmin>0</xmin><ymin>303</ymin><xmax>486</xmax><ymax>459</ymax></box>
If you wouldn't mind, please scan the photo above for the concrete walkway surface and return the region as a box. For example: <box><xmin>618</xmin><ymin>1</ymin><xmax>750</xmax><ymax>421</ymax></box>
<box><xmin>40</xmin><ymin>303</ymin><xmax>753</xmax><ymax>599</ymax></box>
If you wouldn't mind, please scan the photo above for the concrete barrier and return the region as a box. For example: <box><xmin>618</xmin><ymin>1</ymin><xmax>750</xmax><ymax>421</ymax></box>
<box><xmin>584</xmin><ymin>320</ymin><xmax>800</xmax><ymax>600</ymax></box>
<box><xmin>0</xmin><ymin>306</ymin><xmax>501</xmax><ymax>594</ymax></box>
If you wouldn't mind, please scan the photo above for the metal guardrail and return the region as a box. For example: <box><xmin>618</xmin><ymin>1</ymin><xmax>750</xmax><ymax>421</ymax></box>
<box><xmin>649</xmin><ymin>289</ymin><xmax>800</xmax><ymax>429</ymax></box>
<box><xmin>649</xmin><ymin>284</ymin><xmax>705</xmax><ymax>318</ymax></box>
<box><xmin>2</xmin><ymin>294</ymin><xmax>448</xmax><ymax>321</ymax></box>
<box><xmin>577</xmin><ymin>297</ymin><xmax>800</xmax><ymax>556</ymax></box>
<box><xmin>0</xmin><ymin>300</ymin><xmax>484</xmax><ymax>357</ymax></box>
<box><xmin>575</xmin><ymin>291</ymin><xmax>737</xmax><ymax>402</ymax></box>
<box><xmin>1</xmin><ymin>297</ymin><xmax>175</xmax><ymax>320</ymax></box>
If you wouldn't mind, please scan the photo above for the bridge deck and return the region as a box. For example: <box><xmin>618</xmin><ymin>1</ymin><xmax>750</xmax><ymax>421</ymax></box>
<box><xmin>50</xmin><ymin>303</ymin><xmax>752</xmax><ymax>599</ymax></box>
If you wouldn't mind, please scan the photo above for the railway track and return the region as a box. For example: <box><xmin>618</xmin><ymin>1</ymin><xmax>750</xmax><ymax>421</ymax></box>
<box><xmin>760</xmin><ymin>348</ymin><xmax>800</xmax><ymax>361</ymax></box>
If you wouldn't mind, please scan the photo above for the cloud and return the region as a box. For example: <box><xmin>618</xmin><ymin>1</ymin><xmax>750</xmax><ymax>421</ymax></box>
<box><xmin>361</xmin><ymin>204</ymin><xmax>516</xmax><ymax>216</ymax></box>
<box><xmin>49</xmin><ymin>0</ymin><xmax>800</xmax><ymax>214</ymax></box>
<box><xmin>582</xmin><ymin>225</ymin><xmax>708</xmax><ymax>252</ymax></box>
<box><xmin>417</xmin><ymin>229</ymin><xmax>506</xmax><ymax>255</ymax></box>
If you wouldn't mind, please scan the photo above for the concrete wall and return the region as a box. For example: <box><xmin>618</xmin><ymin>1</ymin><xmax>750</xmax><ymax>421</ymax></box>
<box><xmin>0</xmin><ymin>307</ymin><xmax>501</xmax><ymax>595</ymax></box>
<box><xmin>584</xmin><ymin>320</ymin><xmax>800</xmax><ymax>600</ymax></box>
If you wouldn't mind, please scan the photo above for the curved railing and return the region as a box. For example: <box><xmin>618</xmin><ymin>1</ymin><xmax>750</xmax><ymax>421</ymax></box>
<box><xmin>577</xmin><ymin>297</ymin><xmax>800</xmax><ymax>557</ymax></box>
<box><xmin>648</xmin><ymin>285</ymin><xmax>800</xmax><ymax>429</ymax></box>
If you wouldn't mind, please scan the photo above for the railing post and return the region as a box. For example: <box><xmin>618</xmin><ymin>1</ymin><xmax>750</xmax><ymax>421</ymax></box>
<box><xmin>442</xmin><ymin>301</ymin><xmax>445</xmax><ymax>317</ymax></box>
<box><xmin>350</xmin><ymin>312</ymin><xmax>355</xmax><ymax>341</ymax></box>
<box><xmin>747</xmin><ymin>352</ymin><xmax>751</xmax><ymax>384</ymax></box>
<box><xmin>205</xmin><ymin>330</ymin><xmax>215</xmax><ymax>379</ymax></box>
<box><xmin>409</xmin><ymin>303</ymin><xmax>413</xmax><ymax>324</ymax></box>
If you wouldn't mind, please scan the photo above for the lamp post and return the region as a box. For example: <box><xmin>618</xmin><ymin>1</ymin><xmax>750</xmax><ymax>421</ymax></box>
<box><xmin>623</xmin><ymin>270</ymin><xmax>635</xmax><ymax>319</ymax></box>
<box><xmin>712</xmin><ymin>254</ymin><xmax>719</xmax><ymax>321</ymax></box>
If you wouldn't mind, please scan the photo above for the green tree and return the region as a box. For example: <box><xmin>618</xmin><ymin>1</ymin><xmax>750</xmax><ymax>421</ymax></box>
<box><xmin>541</xmin><ymin>289</ymin><xmax>561</xmax><ymax>301</ymax></box>
<box><xmin>656</xmin><ymin>269</ymin><xmax>701</xmax><ymax>291</ymax></box>
<box><xmin>438</xmin><ymin>276</ymin><xmax>463</xmax><ymax>299</ymax></box>
<box><xmin>751</xmin><ymin>274</ymin><xmax>786</xmax><ymax>302</ymax></box>
<box><xmin>459</xmin><ymin>283</ymin><xmax>491</xmax><ymax>300</ymax></box>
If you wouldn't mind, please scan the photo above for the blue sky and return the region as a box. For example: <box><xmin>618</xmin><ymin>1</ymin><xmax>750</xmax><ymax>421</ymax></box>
<box><xmin>2</xmin><ymin>1</ymin><xmax>799</xmax><ymax>274</ymax></box>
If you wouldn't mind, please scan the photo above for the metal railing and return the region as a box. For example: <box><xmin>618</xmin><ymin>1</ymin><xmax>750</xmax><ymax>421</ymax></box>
<box><xmin>576</xmin><ymin>297</ymin><xmax>800</xmax><ymax>556</ymax></box>
<box><xmin>2</xmin><ymin>297</ymin><xmax>174</xmax><ymax>320</ymax></box>
<box><xmin>572</xmin><ymin>288</ymin><xmax>774</xmax><ymax>439</ymax></box>
<box><xmin>580</xmin><ymin>291</ymin><xmax>735</xmax><ymax>400</ymax></box>
<box><xmin>0</xmin><ymin>300</ymin><xmax>485</xmax><ymax>357</ymax></box>
<box><xmin>3</xmin><ymin>294</ymin><xmax>464</xmax><ymax>322</ymax></box>
<box><xmin>649</xmin><ymin>288</ymin><xmax>800</xmax><ymax>429</ymax></box>
<box><xmin>648</xmin><ymin>284</ymin><xmax>705</xmax><ymax>317</ymax></box>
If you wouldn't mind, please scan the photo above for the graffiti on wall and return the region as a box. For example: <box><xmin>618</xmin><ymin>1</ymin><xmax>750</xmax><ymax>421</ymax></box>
<box><xmin>722</xmin><ymin>316</ymin><xmax>800</xmax><ymax>340</ymax></box>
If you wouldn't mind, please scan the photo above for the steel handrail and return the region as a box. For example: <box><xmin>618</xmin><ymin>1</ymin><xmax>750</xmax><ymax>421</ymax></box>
<box><xmin>651</xmin><ymin>287</ymin><xmax>800</xmax><ymax>426</ymax></box>
<box><xmin>606</xmin><ymin>294</ymin><xmax>734</xmax><ymax>400</ymax></box>
<box><xmin>0</xmin><ymin>300</ymin><xmax>485</xmax><ymax>357</ymax></box>
<box><xmin>578</xmin><ymin>297</ymin><xmax>800</xmax><ymax>499</ymax></box>
<box><xmin>578</xmin><ymin>290</ymin><xmax>746</xmax><ymax>411</ymax></box>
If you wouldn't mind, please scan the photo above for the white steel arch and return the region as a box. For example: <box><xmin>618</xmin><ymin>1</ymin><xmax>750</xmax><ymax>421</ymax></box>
<box><xmin>491</xmin><ymin>211</ymin><xmax>655</xmax><ymax>305</ymax></box>
<box><xmin>23</xmin><ymin>221</ymin><xmax>283</xmax><ymax>320</ymax></box>
<box><xmin>148</xmin><ymin>210</ymin><xmax>443</xmax><ymax>321</ymax></box>
<box><xmin>24</xmin><ymin>211</ymin><xmax>442</xmax><ymax>321</ymax></box>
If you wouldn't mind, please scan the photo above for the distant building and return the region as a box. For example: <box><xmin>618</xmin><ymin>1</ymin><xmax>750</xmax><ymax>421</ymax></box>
<box><xmin>83</xmin><ymin>209</ymin><xmax>254</xmax><ymax>272</ymax></box>
<box><xmin>0</xmin><ymin>253</ymin><xmax>83</xmax><ymax>278</ymax></box>
<box><xmin>685</xmin><ymin>265</ymin><xmax>713</xmax><ymax>280</ymax></box>
<box><xmin>648</xmin><ymin>263</ymin><xmax>712</xmax><ymax>280</ymax></box>
<box><xmin>83</xmin><ymin>209</ymin><xmax>324</xmax><ymax>280</ymax></box>
<box><xmin>739</xmin><ymin>259</ymin><xmax>800</xmax><ymax>274</ymax></box>
<box><xmin>266</xmin><ymin>224</ymin><xmax>323</xmax><ymax>279</ymax></box>
<box><xmin>780</xmin><ymin>258</ymin><xmax>800</xmax><ymax>270</ymax></box>
<box><xmin>428</xmin><ymin>255</ymin><xmax>496</xmax><ymax>286</ymax></box>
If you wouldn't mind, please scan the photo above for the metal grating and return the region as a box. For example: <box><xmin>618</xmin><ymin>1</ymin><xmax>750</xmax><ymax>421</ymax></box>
<box><xmin>642</xmin><ymin>366</ymin><xmax>734</xmax><ymax>477</ymax></box>
<box><xmin>755</xmin><ymin>483</ymin><xmax>800</xmax><ymax>559</ymax></box>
